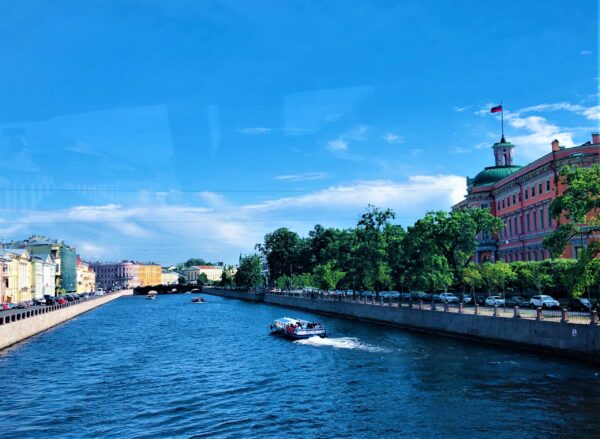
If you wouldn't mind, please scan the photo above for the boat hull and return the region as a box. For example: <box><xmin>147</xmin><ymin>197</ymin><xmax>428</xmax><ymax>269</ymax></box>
<box><xmin>270</xmin><ymin>329</ymin><xmax>326</xmax><ymax>340</ymax></box>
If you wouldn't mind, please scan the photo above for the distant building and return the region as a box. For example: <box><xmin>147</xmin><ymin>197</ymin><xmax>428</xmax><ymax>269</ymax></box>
<box><xmin>2</xmin><ymin>236</ymin><xmax>77</xmax><ymax>293</ymax></box>
<box><xmin>138</xmin><ymin>264</ymin><xmax>161</xmax><ymax>286</ymax></box>
<box><xmin>160</xmin><ymin>270</ymin><xmax>179</xmax><ymax>285</ymax></box>
<box><xmin>90</xmin><ymin>261</ymin><xmax>161</xmax><ymax>289</ymax></box>
<box><xmin>0</xmin><ymin>249</ymin><xmax>32</xmax><ymax>303</ymax></box>
<box><xmin>32</xmin><ymin>254</ymin><xmax>56</xmax><ymax>298</ymax></box>
<box><xmin>76</xmin><ymin>257</ymin><xmax>96</xmax><ymax>293</ymax></box>
<box><xmin>453</xmin><ymin>133</ymin><xmax>600</xmax><ymax>263</ymax></box>
<box><xmin>0</xmin><ymin>255</ymin><xmax>6</xmax><ymax>303</ymax></box>
<box><xmin>182</xmin><ymin>265</ymin><xmax>223</xmax><ymax>283</ymax></box>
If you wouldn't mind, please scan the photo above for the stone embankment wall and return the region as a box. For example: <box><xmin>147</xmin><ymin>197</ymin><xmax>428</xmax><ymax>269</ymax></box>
<box><xmin>265</xmin><ymin>295</ymin><xmax>600</xmax><ymax>362</ymax></box>
<box><xmin>0</xmin><ymin>290</ymin><xmax>133</xmax><ymax>351</ymax></box>
<box><xmin>204</xmin><ymin>288</ymin><xmax>600</xmax><ymax>362</ymax></box>
<box><xmin>205</xmin><ymin>288</ymin><xmax>264</xmax><ymax>302</ymax></box>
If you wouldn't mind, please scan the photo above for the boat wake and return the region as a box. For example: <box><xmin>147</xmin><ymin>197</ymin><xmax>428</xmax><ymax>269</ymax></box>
<box><xmin>294</xmin><ymin>336</ymin><xmax>390</xmax><ymax>353</ymax></box>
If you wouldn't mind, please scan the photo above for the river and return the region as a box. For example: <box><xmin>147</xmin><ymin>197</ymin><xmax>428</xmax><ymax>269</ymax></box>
<box><xmin>1</xmin><ymin>293</ymin><xmax>599</xmax><ymax>438</ymax></box>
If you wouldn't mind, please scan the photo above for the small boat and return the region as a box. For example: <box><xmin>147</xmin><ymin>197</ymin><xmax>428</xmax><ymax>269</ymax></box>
<box><xmin>270</xmin><ymin>317</ymin><xmax>326</xmax><ymax>339</ymax></box>
<box><xmin>192</xmin><ymin>297</ymin><xmax>205</xmax><ymax>303</ymax></box>
<box><xmin>146</xmin><ymin>290</ymin><xmax>157</xmax><ymax>300</ymax></box>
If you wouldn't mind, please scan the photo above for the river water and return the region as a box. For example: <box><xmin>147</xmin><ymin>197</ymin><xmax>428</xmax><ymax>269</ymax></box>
<box><xmin>1</xmin><ymin>294</ymin><xmax>599</xmax><ymax>438</ymax></box>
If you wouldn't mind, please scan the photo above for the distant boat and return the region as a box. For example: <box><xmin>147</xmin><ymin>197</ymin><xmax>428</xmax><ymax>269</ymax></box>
<box><xmin>270</xmin><ymin>317</ymin><xmax>326</xmax><ymax>339</ymax></box>
<box><xmin>146</xmin><ymin>290</ymin><xmax>157</xmax><ymax>300</ymax></box>
<box><xmin>192</xmin><ymin>297</ymin><xmax>205</xmax><ymax>303</ymax></box>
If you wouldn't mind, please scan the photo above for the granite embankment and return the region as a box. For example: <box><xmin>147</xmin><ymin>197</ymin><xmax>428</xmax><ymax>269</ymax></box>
<box><xmin>0</xmin><ymin>290</ymin><xmax>133</xmax><ymax>350</ymax></box>
<box><xmin>206</xmin><ymin>289</ymin><xmax>600</xmax><ymax>362</ymax></box>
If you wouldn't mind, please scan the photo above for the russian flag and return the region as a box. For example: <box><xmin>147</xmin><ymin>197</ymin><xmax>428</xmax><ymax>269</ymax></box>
<box><xmin>490</xmin><ymin>105</ymin><xmax>503</xmax><ymax>113</ymax></box>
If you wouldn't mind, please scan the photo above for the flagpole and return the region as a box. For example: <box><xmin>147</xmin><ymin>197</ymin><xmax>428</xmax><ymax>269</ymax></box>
<box><xmin>501</xmin><ymin>99</ymin><xmax>504</xmax><ymax>140</ymax></box>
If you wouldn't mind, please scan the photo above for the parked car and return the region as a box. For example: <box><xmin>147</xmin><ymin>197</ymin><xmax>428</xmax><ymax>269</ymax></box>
<box><xmin>32</xmin><ymin>298</ymin><xmax>45</xmax><ymax>306</ymax></box>
<box><xmin>410</xmin><ymin>291</ymin><xmax>428</xmax><ymax>301</ymax></box>
<box><xmin>16</xmin><ymin>302</ymin><xmax>28</xmax><ymax>309</ymax></box>
<box><xmin>462</xmin><ymin>294</ymin><xmax>473</xmax><ymax>304</ymax></box>
<box><xmin>56</xmin><ymin>297</ymin><xmax>68</xmax><ymax>305</ymax></box>
<box><xmin>568</xmin><ymin>297</ymin><xmax>593</xmax><ymax>312</ymax></box>
<box><xmin>379</xmin><ymin>291</ymin><xmax>400</xmax><ymax>299</ymax></box>
<box><xmin>95</xmin><ymin>288</ymin><xmax>105</xmax><ymax>296</ymax></box>
<box><xmin>485</xmin><ymin>296</ymin><xmax>505</xmax><ymax>306</ymax></box>
<box><xmin>1</xmin><ymin>303</ymin><xmax>9</xmax><ymax>310</ymax></box>
<box><xmin>45</xmin><ymin>297</ymin><xmax>57</xmax><ymax>305</ymax></box>
<box><xmin>530</xmin><ymin>295</ymin><xmax>560</xmax><ymax>309</ymax></box>
<box><xmin>506</xmin><ymin>296</ymin><xmax>528</xmax><ymax>307</ymax></box>
<box><xmin>439</xmin><ymin>293</ymin><xmax>459</xmax><ymax>304</ymax></box>
<box><xmin>360</xmin><ymin>291</ymin><xmax>375</xmax><ymax>298</ymax></box>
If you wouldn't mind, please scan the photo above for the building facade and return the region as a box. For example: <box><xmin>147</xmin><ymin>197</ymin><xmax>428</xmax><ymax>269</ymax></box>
<box><xmin>76</xmin><ymin>257</ymin><xmax>96</xmax><ymax>293</ymax></box>
<box><xmin>183</xmin><ymin>265</ymin><xmax>224</xmax><ymax>283</ymax></box>
<box><xmin>32</xmin><ymin>254</ymin><xmax>56</xmax><ymax>298</ymax></box>
<box><xmin>139</xmin><ymin>264</ymin><xmax>161</xmax><ymax>286</ymax></box>
<box><xmin>0</xmin><ymin>249</ymin><xmax>32</xmax><ymax>303</ymax></box>
<box><xmin>2</xmin><ymin>236</ymin><xmax>77</xmax><ymax>293</ymax></box>
<box><xmin>453</xmin><ymin>133</ymin><xmax>600</xmax><ymax>263</ymax></box>
<box><xmin>160</xmin><ymin>270</ymin><xmax>179</xmax><ymax>285</ymax></box>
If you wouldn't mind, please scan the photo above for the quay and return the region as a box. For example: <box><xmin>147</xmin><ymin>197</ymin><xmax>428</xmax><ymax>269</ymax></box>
<box><xmin>0</xmin><ymin>290</ymin><xmax>133</xmax><ymax>351</ymax></box>
<box><xmin>206</xmin><ymin>288</ymin><xmax>600</xmax><ymax>363</ymax></box>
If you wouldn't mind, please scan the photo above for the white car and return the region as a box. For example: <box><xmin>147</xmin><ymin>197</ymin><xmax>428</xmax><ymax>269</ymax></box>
<box><xmin>530</xmin><ymin>295</ymin><xmax>560</xmax><ymax>309</ymax></box>
<box><xmin>95</xmin><ymin>288</ymin><xmax>105</xmax><ymax>296</ymax></box>
<box><xmin>439</xmin><ymin>293</ymin><xmax>459</xmax><ymax>304</ymax></box>
<box><xmin>485</xmin><ymin>296</ymin><xmax>505</xmax><ymax>306</ymax></box>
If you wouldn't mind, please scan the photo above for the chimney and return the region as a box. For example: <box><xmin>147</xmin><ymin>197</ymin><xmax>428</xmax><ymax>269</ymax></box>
<box><xmin>592</xmin><ymin>132</ymin><xmax>600</xmax><ymax>145</ymax></box>
<box><xmin>551</xmin><ymin>139</ymin><xmax>560</xmax><ymax>152</ymax></box>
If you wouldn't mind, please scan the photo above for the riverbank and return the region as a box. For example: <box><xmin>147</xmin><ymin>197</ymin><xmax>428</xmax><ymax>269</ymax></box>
<box><xmin>205</xmin><ymin>288</ymin><xmax>600</xmax><ymax>363</ymax></box>
<box><xmin>0</xmin><ymin>290</ymin><xmax>133</xmax><ymax>351</ymax></box>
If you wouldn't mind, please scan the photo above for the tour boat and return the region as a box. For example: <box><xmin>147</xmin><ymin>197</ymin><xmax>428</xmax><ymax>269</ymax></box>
<box><xmin>192</xmin><ymin>297</ymin><xmax>205</xmax><ymax>303</ymax></box>
<box><xmin>270</xmin><ymin>317</ymin><xmax>326</xmax><ymax>339</ymax></box>
<box><xmin>146</xmin><ymin>291</ymin><xmax>157</xmax><ymax>300</ymax></box>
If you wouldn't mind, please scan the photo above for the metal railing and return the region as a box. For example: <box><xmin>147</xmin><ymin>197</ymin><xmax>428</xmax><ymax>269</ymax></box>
<box><xmin>265</xmin><ymin>290</ymin><xmax>599</xmax><ymax>326</ymax></box>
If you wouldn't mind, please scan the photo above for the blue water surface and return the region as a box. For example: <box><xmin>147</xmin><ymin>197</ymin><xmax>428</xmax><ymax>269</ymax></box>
<box><xmin>1</xmin><ymin>294</ymin><xmax>599</xmax><ymax>438</ymax></box>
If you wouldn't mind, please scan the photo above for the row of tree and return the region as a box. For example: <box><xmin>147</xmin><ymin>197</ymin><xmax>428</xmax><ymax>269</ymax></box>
<box><xmin>229</xmin><ymin>164</ymin><xmax>600</xmax><ymax>297</ymax></box>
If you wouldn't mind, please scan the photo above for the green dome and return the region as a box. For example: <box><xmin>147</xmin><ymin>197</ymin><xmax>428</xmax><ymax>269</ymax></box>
<box><xmin>472</xmin><ymin>165</ymin><xmax>522</xmax><ymax>187</ymax></box>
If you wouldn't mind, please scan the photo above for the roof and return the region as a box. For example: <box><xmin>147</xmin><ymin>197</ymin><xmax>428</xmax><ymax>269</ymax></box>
<box><xmin>472</xmin><ymin>165</ymin><xmax>523</xmax><ymax>187</ymax></box>
<box><xmin>0</xmin><ymin>248</ymin><xmax>29</xmax><ymax>258</ymax></box>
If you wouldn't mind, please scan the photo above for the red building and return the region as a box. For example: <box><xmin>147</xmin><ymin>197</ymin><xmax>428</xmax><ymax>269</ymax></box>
<box><xmin>453</xmin><ymin>133</ymin><xmax>600</xmax><ymax>263</ymax></box>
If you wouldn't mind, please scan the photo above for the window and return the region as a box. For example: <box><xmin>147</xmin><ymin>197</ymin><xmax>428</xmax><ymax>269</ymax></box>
<box><xmin>526</xmin><ymin>212</ymin><xmax>530</xmax><ymax>232</ymax></box>
<box><xmin>502</xmin><ymin>199</ymin><xmax>505</xmax><ymax>209</ymax></box>
<box><xmin>532</xmin><ymin>211</ymin><xmax>537</xmax><ymax>231</ymax></box>
<box><xmin>531</xmin><ymin>186</ymin><xmax>535</xmax><ymax>197</ymax></box>
<box><xmin>508</xmin><ymin>219</ymin><xmax>512</xmax><ymax>236</ymax></box>
<box><xmin>546</xmin><ymin>180</ymin><xmax>550</xmax><ymax>191</ymax></box>
<box><xmin>513</xmin><ymin>217</ymin><xmax>518</xmax><ymax>235</ymax></box>
<box><xmin>512</xmin><ymin>194</ymin><xmax>516</xmax><ymax>204</ymax></box>
<box><xmin>525</xmin><ymin>189</ymin><xmax>528</xmax><ymax>200</ymax></box>
<box><xmin>539</xmin><ymin>209</ymin><xmax>544</xmax><ymax>229</ymax></box>
<box><xmin>538</xmin><ymin>182</ymin><xmax>542</xmax><ymax>194</ymax></box>
<box><xmin>506</xmin><ymin>197</ymin><xmax>510</xmax><ymax>207</ymax></box>
<box><xmin>548</xmin><ymin>206</ymin><xmax>552</xmax><ymax>227</ymax></box>
<box><xmin>518</xmin><ymin>192</ymin><xmax>521</xmax><ymax>202</ymax></box>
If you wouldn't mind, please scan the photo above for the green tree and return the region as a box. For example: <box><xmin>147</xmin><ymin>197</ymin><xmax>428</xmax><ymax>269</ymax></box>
<box><xmin>197</xmin><ymin>273</ymin><xmax>209</xmax><ymax>284</ymax></box>
<box><xmin>403</xmin><ymin>209</ymin><xmax>503</xmax><ymax>289</ymax></box>
<box><xmin>313</xmin><ymin>261</ymin><xmax>345</xmax><ymax>291</ymax></box>
<box><xmin>219</xmin><ymin>265</ymin><xmax>235</xmax><ymax>287</ymax></box>
<box><xmin>256</xmin><ymin>228</ymin><xmax>307</xmax><ymax>281</ymax></box>
<box><xmin>479</xmin><ymin>262</ymin><xmax>515</xmax><ymax>294</ymax></box>
<box><xmin>234</xmin><ymin>254</ymin><xmax>263</xmax><ymax>289</ymax></box>
<box><xmin>178</xmin><ymin>275</ymin><xmax>186</xmax><ymax>285</ymax></box>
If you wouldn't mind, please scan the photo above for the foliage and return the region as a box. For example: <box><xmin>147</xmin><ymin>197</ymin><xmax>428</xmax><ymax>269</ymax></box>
<box><xmin>234</xmin><ymin>254</ymin><xmax>263</xmax><ymax>288</ymax></box>
<box><xmin>197</xmin><ymin>273</ymin><xmax>209</xmax><ymax>284</ymax></box>
<box><xmin>178</xmin><ymin>276</ymin><xmax>186</xmax><ymax>285</ymax></box>
<box><xmin>478</xmin><ymin>262</ymin><xmax>515</xmax><ymax>294</ymax></box>
<box><xmin>219</xmin><ymin>265</ymin><xmax>236</xmax><ymax>287</ymax></box>
<box><xmin>313</xmin><ymin>262</ymin><xmax>345</xmax><ymax>291</ymax></box>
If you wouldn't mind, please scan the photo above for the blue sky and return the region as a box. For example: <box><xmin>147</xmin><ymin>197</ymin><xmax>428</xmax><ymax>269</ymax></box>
<box><xmin>0</xmin><ymin>0</ymin><xmax>598</xmax><ymax>264</ymax></box>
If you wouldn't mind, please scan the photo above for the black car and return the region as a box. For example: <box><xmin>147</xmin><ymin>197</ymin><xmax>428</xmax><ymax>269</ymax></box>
<box><xmin>45</xmin><ymin>297</ymin><xmax>57</xmax><ymax>305</ymax></box>
<box><xmin>64</xmin><ymin>294</ymin><xmax>76</xmax><ymax>302</ymax></box>
<box><xmin>32</xmin><ymin>298</ymin><xmax>45</xmax><ymax>306</ymax></box>
<box><xmin>506</xmin><ymin>296</ymin><xmax>528</xmax><ymax>307</ymax></box>
<box><xmin>568</xmin><ymin>297</ymin><xmax>593</xmax><ymax>312</ymax></box>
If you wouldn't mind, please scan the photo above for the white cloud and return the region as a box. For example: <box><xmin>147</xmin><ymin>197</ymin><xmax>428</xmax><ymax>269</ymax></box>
<box><xmin>382</xmin><ymin>133</ymin><xmax>404</xmax><ymax>144</ymax></box>
<box><xmin>326</xmin><ymin>125</ymin><xmax>368</xmax><ymax>153</ymax></box>
<box><xmin>507</xmin><ymin>114</ymin><xmax>575</xmax><ymax>161</ymax></box>
<box><xmin>273</xmin><ymin>172</ymin><xmax>330</xmax><ymax>182</ymax></box>
<box><xmin>454</xmin><ymin>106</ymin><xmax>468</xmax><ymax>112</ymax></box>
<box><xmin>327</xmin><ymin>139</ymin><xmax>348</xmax><ymax>151</ymax></box>
<box><xmin>244</xmin><ymin>175</ymin><xmax>466</xmax><ymax>212</ymax></box>
<box><xmin>582</xmin><ymin>106</ymin><xmax>600</xmax><ymax>120</ymax></box>
<box><xmin>450</xmin><ymin>146</ymin><xmax>471</xmax><ymax>154</ymax></box>
<box><xmin>237</xmin><ymin>127</ymin><xmax>272</xmax><ymax>135</ymax></box>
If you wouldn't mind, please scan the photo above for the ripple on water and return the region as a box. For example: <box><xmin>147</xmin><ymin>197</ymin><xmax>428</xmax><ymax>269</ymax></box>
<box><xmin>0</xmin><ymin>294</ymin><xmax>599</xmax><ymax>439</ymax></box>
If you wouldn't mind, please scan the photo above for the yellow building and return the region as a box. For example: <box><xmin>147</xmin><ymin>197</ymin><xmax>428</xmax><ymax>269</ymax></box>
<box><xmin>0</xmin><ymin>249</ymin><xmax>32</xmax><ymax>303</ymax></box>
<box><xmin>139</xmin><ymin>264</ymin><xmax>161</xmax><ymax>287</ymax></box>
<box><xmin>76</xmin><ymin>257</ymin><xmax>96</xmax><ymax>293</ymax></box>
